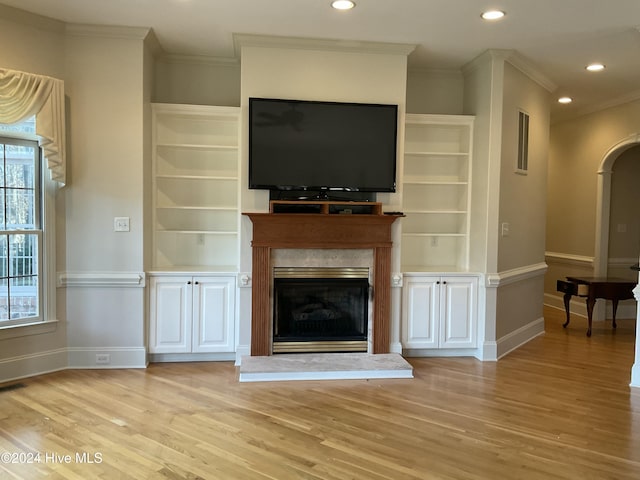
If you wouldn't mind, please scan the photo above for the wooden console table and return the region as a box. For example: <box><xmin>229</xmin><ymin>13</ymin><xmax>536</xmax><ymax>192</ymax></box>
<box><xmin>556</xmin><ymin>276</ymin><xmax>636</xmax><ymax>336</ymax></box>
<box><xmin>244</xmin><ymin>204</ymin><xmax>402</xmax><ymax>356</ymax></box>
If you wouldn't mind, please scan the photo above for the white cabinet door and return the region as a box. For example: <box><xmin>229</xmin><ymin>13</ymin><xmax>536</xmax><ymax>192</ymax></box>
<box><xmin>192</xmin><ymin>276</ymin><xmax>235</xmax><ymax>353</ymax></box>
<box><xmin>440</xmin><ymin>276</ymin><xmax>477</xmax><ymax>349</ymax></box>
<box><xmin>402</xmin><ymin>274</ymin><xmax>477</xmax><ymax>350</ymax></box>
<box><xmin>402</xmin><ymin>276</ymin><xmax>439</xmax><ymax>349</ymax></box>
<box><xmin>149</xmin><ymin>276</ymin><xmax>192</xmax><ymax>353</ymax></box>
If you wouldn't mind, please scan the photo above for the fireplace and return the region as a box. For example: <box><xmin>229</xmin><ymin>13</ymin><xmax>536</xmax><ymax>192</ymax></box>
<box><xmin>273</xmin><ymin>267</ymin><xmax>369</xmax><ymax>353</ymax></box>
<box><xmin>244</xmin><ymin>206</ymin><xmax>402</xmax><ymax>356</ymax></box>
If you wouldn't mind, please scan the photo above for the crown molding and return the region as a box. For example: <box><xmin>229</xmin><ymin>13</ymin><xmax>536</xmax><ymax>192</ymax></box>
<box><xmin>233</xmin><ymin>33</ymin><xmax>416</xmax><ymax>58</ymax></box>
<box><xmin>65</xmin><ymin>24</ymin><xmax>151</xmax><ymax>41</ymax></box>
<box><xmin>462</xmin><ymin>49</ymin><xmax>556</xmax><ymax>93</ymax></box>
<box><xmin>158</xmin><ymin>53</ymin><xmax>239</xmax><ymax>67</ymax></box>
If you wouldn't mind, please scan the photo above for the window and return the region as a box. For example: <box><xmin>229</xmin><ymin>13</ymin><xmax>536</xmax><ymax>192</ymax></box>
<box><xmin>517</xmin><ymin>110</ymin><xmax>529</xmax><ymax>174</ymax></box>
<box><xmin>0</xmin><ymin>117</ymin><xmax>43</xmax><ymax>327</ymax></box>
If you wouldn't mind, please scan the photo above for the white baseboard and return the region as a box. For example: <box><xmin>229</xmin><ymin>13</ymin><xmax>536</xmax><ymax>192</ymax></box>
<box><xmin>630</xmin><ymin>363</ymin><xmax>640</xmax><ymax>388</ymax></box>
<box><xmin>235</xmin><ymin>345</ymin><xmax>251</xmax><ymax>365</ymax></box>
<box><xmin>149</xmin><ymin>352</ymin><xmax>235</xmax><ymax>363</ymax></box>
<box><xmin>67</xmin><ymin>347</ymin><xmax>147</xmax><ymax>369</ymax></box>
<box><xmin>496</xmin><ymin>317</ymin><xmax>545</xmax><ymax>360</ymax></box>
<box><xmin>0</xmin><ymin>348</ymin><xmax>68</xmax><ymax>383</ymax></box>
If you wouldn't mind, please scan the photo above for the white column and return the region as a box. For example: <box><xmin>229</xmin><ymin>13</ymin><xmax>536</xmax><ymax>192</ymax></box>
<box><xmin>629</xmin><ymin>257</ymin><xmax>640</xmax><ymax>387</ymax></box>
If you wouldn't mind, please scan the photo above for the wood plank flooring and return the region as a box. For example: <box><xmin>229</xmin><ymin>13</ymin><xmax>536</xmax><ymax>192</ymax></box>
<box><xmin>1</xmin><ymin>306</ymin><xmax>640</xmax><ymax>479</ymax></box>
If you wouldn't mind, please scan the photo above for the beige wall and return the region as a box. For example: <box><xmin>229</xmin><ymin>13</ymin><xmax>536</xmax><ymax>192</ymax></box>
<box><xmin>154</xmin><ymin>58</ymin><xmax>240</xmax><ymax>106</ymax></box>
<box><xmin>498</xmin><ymin>63</ymin><xmax>550</xmax><ymax>271</ymax></box>
<box><xmin>545</xmin><ymin>99</ymin><xmax>640</xmax><ymax>299</ymax></box>
<box><xmin>0</xmin><ymin>6</ymin><xmax>68</xmax><ymax>370</ymax></box>
<box><xmin>406</xmin><ymin>69</ymin><xmax>464</xmax><ymax>114</ymax></box>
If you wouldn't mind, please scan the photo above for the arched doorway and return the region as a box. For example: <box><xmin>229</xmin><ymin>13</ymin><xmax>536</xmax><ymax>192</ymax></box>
<box><xmin>597</xmin><ymin>133</ymin><xmax>640</xmax><ymax>386</ymax></box>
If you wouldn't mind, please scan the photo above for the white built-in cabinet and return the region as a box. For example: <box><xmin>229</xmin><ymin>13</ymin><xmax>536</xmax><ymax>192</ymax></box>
<box><xmin>401</xmin><ymin>114</ymin><xmax>473</xmax><ymax>272</ymax></box>
<box><xmin>401</xmin><ymin>274</ymin><xmax>478</xmax><ymax>350</ymax></box>
<box><xmin>149</xmin><ymin>104</ymin><xmax>239</xmax><ymax>358</ymax></box>
<box><xmin>151</xmin><ymin>103</ymin><xmax>240</xmax><ymax>270</ymax></box>
<box><xmin>149</xmin><ymin>275</ymin><xmax>235</xmax><ymax>354</ymax></box>
<box><xmin>400</xmin><ymin>114</ymin><xmax>477</xmax><ymax>353</ymax></box>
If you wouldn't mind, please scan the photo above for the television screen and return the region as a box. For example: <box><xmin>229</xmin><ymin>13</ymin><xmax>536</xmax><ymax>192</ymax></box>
<box><xmin>249</xmin><ymin>98</ymin><xmax>398</xmax><ymax>193</ymax></box>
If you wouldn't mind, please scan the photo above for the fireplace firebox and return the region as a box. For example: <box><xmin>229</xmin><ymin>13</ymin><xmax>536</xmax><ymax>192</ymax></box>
<box><xmin>273</xmin><ymin>267</ymin><xmax>370</xmax><ymax>353</ymax></box>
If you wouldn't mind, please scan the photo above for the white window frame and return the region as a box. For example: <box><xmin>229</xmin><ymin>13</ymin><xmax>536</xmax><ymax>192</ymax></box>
<box><xmin>0</xmin><ymin>123</ymin><xmax>57</xmax><ymax>338</ymax></box>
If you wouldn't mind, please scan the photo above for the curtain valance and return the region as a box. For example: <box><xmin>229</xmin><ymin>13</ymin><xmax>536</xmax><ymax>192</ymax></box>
<box><xmin>0</xmin><ymin>68</ymin><xmax>66</xmax><ymax>184</ymax></box>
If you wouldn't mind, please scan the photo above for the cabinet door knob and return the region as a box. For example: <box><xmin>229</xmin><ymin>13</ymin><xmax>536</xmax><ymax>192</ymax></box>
<box><xmin>187</xmin><ymin>281</ymin><xmax>192</xmax><ymax>285</ymax></box>
<box><xmin>436</xmin><ymin>281</ymin><xmax>440</xmax><ymax>284</ymax></box>
<box><xmin>194</xmin><ymin>281</ymin><xmax>199</xmax><ymax>285</ymax></box>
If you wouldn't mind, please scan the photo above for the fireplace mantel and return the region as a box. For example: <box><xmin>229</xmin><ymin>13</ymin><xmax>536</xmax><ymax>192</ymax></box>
<box><xmin>245</xmin><ymin>210</ymin><xmax>402</xmax><ymax>356</ymax></box>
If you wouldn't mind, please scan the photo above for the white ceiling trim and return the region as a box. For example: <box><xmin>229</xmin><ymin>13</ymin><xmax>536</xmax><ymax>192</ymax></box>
<box><xmin>233</xmin><ymin>33</ymin><xmax>417</xmax><ymax>58</ymax></box>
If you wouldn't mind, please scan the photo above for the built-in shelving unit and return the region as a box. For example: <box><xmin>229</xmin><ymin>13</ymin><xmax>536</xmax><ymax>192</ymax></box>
<box><xmin>151</xmin><ymin>104</ymin><xmax>240</xmax><ymax>270</ymax></box>
<box><xmin>401</xmin><ymin>114</ymin><xmax>474</xmax><ymax>272</ymax></box>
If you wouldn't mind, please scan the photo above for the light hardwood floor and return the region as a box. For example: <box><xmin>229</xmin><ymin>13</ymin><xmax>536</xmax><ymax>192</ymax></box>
<box><xmin>1</xmin><ymin>306</ymin><xmax>639</xmax><ymax>479</ymax></box>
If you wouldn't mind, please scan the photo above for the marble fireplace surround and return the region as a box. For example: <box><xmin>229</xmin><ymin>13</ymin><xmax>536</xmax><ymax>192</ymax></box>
<box><xmin>244</xmin><ymin>212</ymin><xmax>401</xmax><ymax>356</ymax></box>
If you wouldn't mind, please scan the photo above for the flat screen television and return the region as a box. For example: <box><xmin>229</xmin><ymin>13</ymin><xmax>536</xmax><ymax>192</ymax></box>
<box><xmin>249</xmin><ymin>97</ymin><xmax>398</xmax><ymax>196</ymax></box>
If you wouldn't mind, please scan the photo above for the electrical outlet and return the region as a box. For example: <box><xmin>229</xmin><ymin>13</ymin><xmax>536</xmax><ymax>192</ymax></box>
<box><xmin>114</xmin><ymin>217</ymin><xmax>130</xmax><ymax>232</ymax></box>
<box><xmin>95</xmin><ymin>354</ymin><xmax>111</xmax><ymax>365</ymax></box>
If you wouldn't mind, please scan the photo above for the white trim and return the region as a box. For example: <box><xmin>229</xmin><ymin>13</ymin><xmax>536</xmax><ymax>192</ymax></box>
<box><xmin>67</xmin><ymin>347</ymin><xmax>147</xmax><ymax>369</ymax></box>
<box><xmin>234</xmin><ymin>345</ymin><xmax>251</xmax><ymax>366</ymax></box>
<box><xmin>0</xmin><ymin>348</ymin><xmax>67</xmax><ymax>384</ymax></box>
<box><xmin>149</xmin><ymin>352</ymin><xmax>235</xmax><ymax>363</ymax></box>
<box><xmin>0</xmin><ymin>319</ymin><xmax>58</xmax><ymax>340</ymax></box>
<box><xmin>486</xmin><ymin>262</ymin><xmax>548</xmax><ymax>287</ymax></box>
<box><xmin>158</xmin><ymin>54</ymin><xmax>239</xmax><ymax>66</ymax></box>
<box><xmin>57</xmin><ymin>272</ymin><xmax>146</xmax><ymax>288</ymax></box>
<box><xmin>545</xmin><ymin>251</ymin><xmax>594</xmax><ymax>267</ymax></box>
<box><xmin>233</xmin><ymin>33</ymin><xmax>417</xmax><ymax>58</ymax></box>
<box><xmin>65</xmin><ymin>24</ymin><xmax>151</xmax><ymax>40</ymax></box>
<box><xmin>496</xmin><ymin>317</ymin><xmax>545</xmax><ymax>359</ymax></box>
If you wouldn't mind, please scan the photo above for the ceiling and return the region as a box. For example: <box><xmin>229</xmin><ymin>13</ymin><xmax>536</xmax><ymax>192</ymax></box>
<box><xmin>3</xmin><ymin>0</ymin><xmax>640</xmax><ymax>122</ymax></box>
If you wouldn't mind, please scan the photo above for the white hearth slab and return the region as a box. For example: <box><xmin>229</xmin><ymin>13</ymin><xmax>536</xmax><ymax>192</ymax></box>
<box><xmin>238</xmin><ymin>352</ymin><xmax>414</xmax><ymax>382</ymax></box>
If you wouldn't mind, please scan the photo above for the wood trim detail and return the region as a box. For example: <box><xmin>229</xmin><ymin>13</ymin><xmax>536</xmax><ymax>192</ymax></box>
<box><xmin>245</xmin><ymin>211</ymin><xmax>401</xmax><ymax>356</ymax></box>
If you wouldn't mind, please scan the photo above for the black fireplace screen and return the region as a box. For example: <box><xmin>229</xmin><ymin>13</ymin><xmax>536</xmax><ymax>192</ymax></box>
<box><xmin>273</xmin><ymin>277</ymin><xmax>369</xmax><ymax>343</ymax></box>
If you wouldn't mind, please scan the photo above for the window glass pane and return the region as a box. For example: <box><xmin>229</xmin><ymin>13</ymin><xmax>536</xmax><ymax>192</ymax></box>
<box><xmin>0</xmin><ymin>121</ymin><xmax>42</xmax><ymax>326</ymax></box>
<box><xmin>0</xmin><ymin>235</ymin><xmax>6</xmax><ymax>279</ymax></box>
<box><xmin>0</xmin><ymin>116</ymin><xmax>36</xmax><ymax>135</ymax></box>
<box><xmin>9</xmin><ymin>234</ymin><xmax>37</xmax><ymax>278</ymax></box>
<box><xmin>0</xmin><ymin>279</ymin><xmax>7</xmax><ymax>321</ymax></box>
<box><xmin>6</xmin><ymin>187</ymin><xmax>35</xmax><ymax>229</ymax></box>
<box><xmin>10</xmin><ymin>275</ymin><xmax>38</xmax><ymax>320</ymax></box>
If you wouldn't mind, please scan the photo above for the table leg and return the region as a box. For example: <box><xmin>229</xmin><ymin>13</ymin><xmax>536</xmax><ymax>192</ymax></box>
<box><xmin>612</xmin><ymin>299</ymin><xmax>619</xmax><ymax>329</ymax></box>
<box><xmin>562</xmin><ymin>292</ymin><xmax>572</xmax><ymax>328</ymax></box>
<box><xmin>585</xmin><ymin>295</ymin><xmax>596</xmax><ymax>337</ymax></box>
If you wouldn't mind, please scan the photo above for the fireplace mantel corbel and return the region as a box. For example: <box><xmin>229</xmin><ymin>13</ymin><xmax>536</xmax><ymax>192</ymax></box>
<box><xmin>244</xmin><ymin>206</ymin><xmax>402</xmax><ymax>356</ymax></box>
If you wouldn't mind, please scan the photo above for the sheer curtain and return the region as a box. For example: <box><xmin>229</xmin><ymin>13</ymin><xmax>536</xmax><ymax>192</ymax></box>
<box><xmin>0</xmin><ymin>68</ymin><xmax>66</xmax><ymax>184</ymax></box>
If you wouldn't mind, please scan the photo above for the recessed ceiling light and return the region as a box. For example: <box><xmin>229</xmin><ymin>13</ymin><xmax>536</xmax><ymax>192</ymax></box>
<box><xmin>481</xmin><ymin>10</ymin><xmax>505</xmax><ymax>20</ymax></box>
<box><xmin>332</xmin><ymin>0</ymin><xmax>355</xmax><ymax>10</ymax></box>
<box><xmin>586</xmin><ymin>63</ymin><xmax>605</xmax><ymax>72</ymax></box>
<box><xmin>558</xmin><ymin>97</ymin><xmax>573</xmax><ymax>104</ymax></box>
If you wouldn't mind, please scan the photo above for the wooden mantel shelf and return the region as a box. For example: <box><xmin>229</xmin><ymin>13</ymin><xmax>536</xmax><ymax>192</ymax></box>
<box><xmin>244</xmin><ymin>208</ymin><xmax>402</xmax><ymax>356</ymax></box>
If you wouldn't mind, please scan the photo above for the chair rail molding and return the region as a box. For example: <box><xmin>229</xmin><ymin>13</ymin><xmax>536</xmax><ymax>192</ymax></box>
<box><xmin>486</xmin><ymin>262</ymin><xmax>548</xmax><ymax>287</ymax></box>
<box><xmin>57</xmin><ymin>271</ymin><xmax>146</xmax><ymax>288</ymax></box>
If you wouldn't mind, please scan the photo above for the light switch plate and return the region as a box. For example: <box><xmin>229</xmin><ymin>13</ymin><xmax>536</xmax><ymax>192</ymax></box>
<box><xmin>114</xmin><ymin>217</ymin><xmax>130</xmax><ymax>232</ymax></box>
